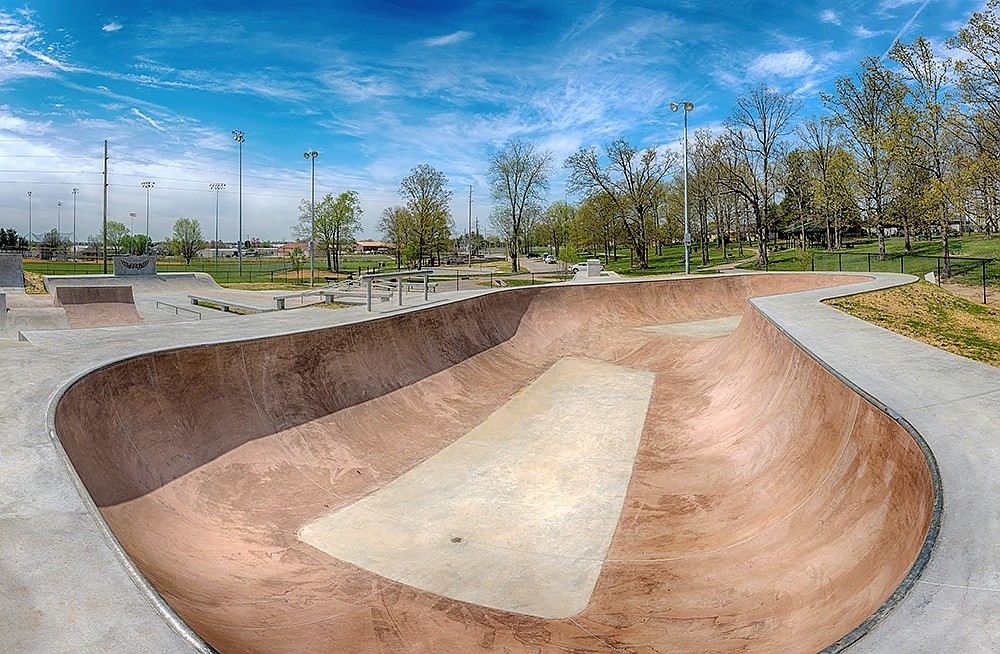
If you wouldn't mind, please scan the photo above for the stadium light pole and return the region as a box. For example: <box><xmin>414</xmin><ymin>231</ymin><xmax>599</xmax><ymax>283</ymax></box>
<box><xmin>232</xmin><ymin>130</ymin><xmax>245</xmax><ymax>276</ymax></box>
<box><xmin>670</xmin><ymin>101</ymin><xmax>694</xmax><ymax>275</ymax></box>
<box><xmin>26</xmin><ymin>191</ymin><xmax>32</xmax><ymax>255</ymax></box>
<box><xmin>141</xmin><ymin>180</ymin><xmax>155</xmax><ymax>254</ymax></box>
<box><xmin>71</xmin><ymin>187</ymin><xmax>79</xmax><ymax>260</ymax></box>
<box><xmin>210</xmin><ymin>182</ymin><xmax>226</xmax><ymax>260</ymax></box>
<box><xmin>304</xmin><ymin>150</ymin><xmax>318</xmax><ymax>287</ymax></box>
<box><xmin>129</xmin><ymin>212</ymin><xmax>137</xmax><ymax>249</ymax></box>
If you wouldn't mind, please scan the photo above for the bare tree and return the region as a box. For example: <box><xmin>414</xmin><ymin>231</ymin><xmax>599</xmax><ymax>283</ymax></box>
<box><xmin>488</xmin><ymin>139</ymin><xmax>552</xmax><ymax>272</ymax></box>
<box><xmin>719</xmin><ymin>85</ymin><xmax>801</xmax><ymax>267</ymax></box>
<box><xmin>565</xmin><ymin>138</ymin><xmax>678</xmax><ymax>269</ymax></box>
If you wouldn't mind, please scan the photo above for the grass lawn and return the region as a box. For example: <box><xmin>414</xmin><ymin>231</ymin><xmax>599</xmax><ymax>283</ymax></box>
<box><xmin>827</xmin><ymin>281</ymin><xmax>1000</xmax><ymax>366</ymax></box>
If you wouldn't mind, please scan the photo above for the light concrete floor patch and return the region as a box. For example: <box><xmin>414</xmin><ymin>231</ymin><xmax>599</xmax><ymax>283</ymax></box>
<box><xmin>298</xmin><ymin>356</ymin><xmax>654</xmax><ymax>618</ymax></box>
<box><xmin>639</xmin><ymin>314</ymin><xmax>742</xmax><ymax>338</ymax></box>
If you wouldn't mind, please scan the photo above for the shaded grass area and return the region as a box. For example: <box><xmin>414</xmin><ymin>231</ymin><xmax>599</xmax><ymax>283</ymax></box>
<box><xmin>827</xmin><ymin>281</ymin><xmax>1000</xmax><ymax>366</ymax></box>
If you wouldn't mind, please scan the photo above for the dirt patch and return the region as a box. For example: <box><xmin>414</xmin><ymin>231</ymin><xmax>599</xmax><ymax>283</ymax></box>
<box><xmin>23</xmin><ymin>271</ymin><xmax>46</xmax><ymax>294</ymax></box>
<box><xmin>827</xmin><ymin>280</ymin><xmax>1000</xmax><ymax>366</ymax></box>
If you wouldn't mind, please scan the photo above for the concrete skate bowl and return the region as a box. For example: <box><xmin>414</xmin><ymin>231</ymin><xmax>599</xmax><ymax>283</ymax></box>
<box><xmin>53</xmin><ymin>273</ymin><xmax>937</xmax><ymax>654</ymax></box>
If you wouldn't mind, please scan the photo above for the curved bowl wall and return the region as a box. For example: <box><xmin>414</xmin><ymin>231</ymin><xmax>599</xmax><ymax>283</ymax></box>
<box><xmin>54</xmin><ymin>274</ymin><xmax>935</xmax><ymax>653</ymax></box>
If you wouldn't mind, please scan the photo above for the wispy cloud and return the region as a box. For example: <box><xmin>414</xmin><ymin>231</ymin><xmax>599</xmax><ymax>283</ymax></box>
<box><xmin>820</xmin><ymin>10</ymin><xmax>841</xmax><ymax>25</ymax></box>
<box><xmin>748</xmin><ymin>50</ymin><xmax>816</xmax><ymax>78</ymax></box>
<box><xmin>422</xmin><ymin>30</ymin><xmax>473</xmax><ymax>47</ymax></box>
<box><xmin>102</xmin><ymin>22</ymin><xmax>123</xmax><ymax>33</ymax></box>
<box><xmin>854</xmin><ymin>25</ymin><xmax>879</xmax><ymax>38</ymax></box>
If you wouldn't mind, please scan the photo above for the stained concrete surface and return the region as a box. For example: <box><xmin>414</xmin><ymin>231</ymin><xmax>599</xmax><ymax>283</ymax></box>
<box><xmin>49</xmin><ymin>273</ymin><xmax>934</xmax><ymax>653</ymax></box>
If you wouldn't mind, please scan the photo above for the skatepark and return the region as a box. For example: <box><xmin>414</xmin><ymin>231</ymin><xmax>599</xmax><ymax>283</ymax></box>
<box><xmin>2</xmin><ymin>265</ymin><xmax>998</xmax><ymax>652</ymax></box>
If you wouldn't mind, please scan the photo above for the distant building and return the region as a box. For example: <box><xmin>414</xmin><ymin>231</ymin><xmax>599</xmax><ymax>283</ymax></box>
<box><xmin>354</xmin><ymin>240</ymin><xmax>394</xmax><ymax>254</ymax></box>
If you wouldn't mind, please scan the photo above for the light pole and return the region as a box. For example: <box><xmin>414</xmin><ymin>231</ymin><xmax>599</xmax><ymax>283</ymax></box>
<box><xmin>210</xmin><ymin>182</ymin><xmax>226</xmax><ymax>260</ymax></box>
<box><xmin>71</xmin><ymin>187</ymin><xmax>79</xmax><ymax>260</ymax></box>
<box><xmin>670</xmin><ymin>101</ymin><xmax>694</xmax><ymax>275</ymax></box>
<box><xmin>140</xmin><ymin>181</ymin><xmax>155</xmax><ymax>254</ymax></box>
<box><xmin>26</xmin><ymin>191</ymin><xmax>31</xmax><ymax>255</ymax></box>
<box><xmin>57</xmin><ymin>201</ymin><xmax>63</xmax><ymax>259</ymax></box>
<box><xmin>129</xmin><ymin>212</ymin><xmax>137</xmax><ymax>251</ymax></box>
<box><xmin>304</xmin><ymin>150</ymin><xmax>318</xmax><ymax>287</ymax></box>
<box><xmin>232</xmin><ymin>130</ymin><xmax>245</xmax><ymax>276</ymax></box>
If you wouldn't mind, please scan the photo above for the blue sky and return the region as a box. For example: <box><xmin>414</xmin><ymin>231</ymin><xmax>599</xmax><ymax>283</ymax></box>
<box><xmin>0</xmin><ymin>0</ymin><xmax>983</xmax><ymax>243</ymax></box>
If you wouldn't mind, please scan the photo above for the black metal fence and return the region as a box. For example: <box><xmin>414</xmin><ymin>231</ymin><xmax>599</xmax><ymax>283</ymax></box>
<box><xmin>810</xmin><ymin>252</ymin><xmax>994</xmax><ymax>304</ymax></box>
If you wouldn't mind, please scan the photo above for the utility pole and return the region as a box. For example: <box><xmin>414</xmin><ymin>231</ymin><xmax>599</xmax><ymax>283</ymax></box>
<box><xmin>468</xmin><ymin>185</ymin><xmax>473</xmax><ymax>265</ymax></box>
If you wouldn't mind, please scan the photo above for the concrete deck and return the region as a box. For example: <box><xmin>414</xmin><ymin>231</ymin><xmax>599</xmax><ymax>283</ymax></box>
<box><xmin>0</xmin><ymin>271</ymin><xmax>994</xmax><ymax>652</ymax></box>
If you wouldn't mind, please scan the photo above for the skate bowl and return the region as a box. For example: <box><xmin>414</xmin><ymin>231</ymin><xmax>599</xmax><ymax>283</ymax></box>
<box><xmin>52</xmin><ymin>273</ymin><xmax>937</xmax><ymax>653</ymax></box>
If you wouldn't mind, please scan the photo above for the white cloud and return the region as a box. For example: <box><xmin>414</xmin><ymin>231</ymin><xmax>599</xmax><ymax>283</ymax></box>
<box><xmin>748</xmin><ymin>50</ymin><xmax>815</xmax><ymax>78</ymax></box>
<box><xmin>422</xmin><ymin>30</ymin><xmax>473</xmax><ymax>47</ymax></box>
<box><xmin>854</xmin><ymin>25</ymin><xmax>878</xmax><ymax>38</ymax></box>
<box><xmin>820</xmin><ymin>10</ymin><xmax>841</xmax><ymax>25</ymax></box>
<box><xmin>130</xmin><ymin>107</ymin><xmax>164</xmax><ymax>131</ymax></box>
<box><xmin>102</xmin><ymin>22</ymin><xmax>123</xmax><ymax>33</ymax></box>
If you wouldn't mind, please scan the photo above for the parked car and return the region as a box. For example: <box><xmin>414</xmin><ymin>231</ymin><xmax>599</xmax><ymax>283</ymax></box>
<box><xmin>543</xmin><ymin>253</ymin><xmax>556</xmax><ymax>264</ymax></box>
<box><xmin>571</xmin><ymin>261</ymin><xmax>604</xmax><ymax>273</ymax></box>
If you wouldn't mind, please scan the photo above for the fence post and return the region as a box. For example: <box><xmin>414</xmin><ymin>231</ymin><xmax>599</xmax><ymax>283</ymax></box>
<box><xmin>531</xmin><ymin>272</ymin><xmax>535</xmax><ymax>285</ymax></box>
<box><xmin>811</xmin><ymin>254</ymin><xmax>815</xmax><ymax>272</ymax></box>
<box><xmin>456</xmin><ymin>270</ymin><xmax>460</xmax><ymax>291</ymax></box>
<box><xmin>900</xmin><ymin>255</ymin><xmax>904</xmax><ymax>274</ymax></box>
<box><xmin>867</xmin><ymin>253</ymin><xmax>871</xmax><ymax>272</ymax></box>
<box><xmin>838</xmin><ymin>252</ymin><xmax>842</xmax><ymax>271</ymax></box>
<box><xmin>983</xmin><ymin>259</ymin><xmax>988</xmax><ymax>305</ymax></box>
<box><xmin>937</xmin><ymin>257</ymin><xmax>941</xmax><ymax>284</ymax></box>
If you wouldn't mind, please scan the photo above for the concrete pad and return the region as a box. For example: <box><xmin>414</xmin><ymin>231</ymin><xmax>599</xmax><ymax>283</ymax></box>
<box><xmin>300</xmin><ymin>356</ymin><xmax>654</xmax><ymax>618</ymax></box>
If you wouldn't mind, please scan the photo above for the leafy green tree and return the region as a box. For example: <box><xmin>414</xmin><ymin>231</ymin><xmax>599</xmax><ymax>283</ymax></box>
<box><xmin>0</xmin><ymin>227</ymin><xmax>27</xmax><ymax>251</ymax></box>
<box><xmin>823</xmin><ymin>57</ymin><xmax>907</xmax><ymax>259</ymax></box>
<box><xmin>378</xmin><ymin>206</ymin><xmax>411</xmax><ymax>269</ymax></box>
<box><xmin>890</xmin><ymin>36</ymin><xmax>961</xmax><ymax>275</ymax></box>
<box><xmin>122</xmin><ymin>234</ymin><xmax>152</xmax><ymax>255</ymax></box>
<box><xmin>167</xmin><ymin>218</ymin><xmax>206</xmax><ymax>264</ymax></box>
<box><xmin>89</xmin><ymin>220</ymin><xmax>129</xmax><ymax>257</ymax></box>
<box><xmin>781</xmin><ymin>148</ymin><xmax>814</xmax><ymax>250</ymax></box>
<box><xmin>289</xmin><ymin>246</ymin><xmax>306</xmax><ymax>277</ymax></box>
<box><xmin>537</xmin><ymin>201</ymin><xmax>573</xmax><ymax>258</ymax></box>
<box><xmin>296</xmin><ymin>190</ymin><xmax>364</xmax><ymax>272</ymax></box>
<box><xmin>398</xmin><ymin>164</ymin><xmax>454</xmax><ymax>267</ymax></box>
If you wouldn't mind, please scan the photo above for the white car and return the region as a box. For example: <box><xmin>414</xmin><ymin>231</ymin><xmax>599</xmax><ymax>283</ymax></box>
<box><xmin>543</xmin><ymin>254</ymin><xmax>556</xmax><ymax>264</ymax></box>
<box><xmin>571</xmin><ymin>261</ymin><xmax>604</xmax><ymax>273</ymax></box>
